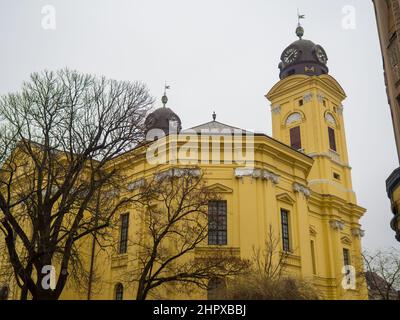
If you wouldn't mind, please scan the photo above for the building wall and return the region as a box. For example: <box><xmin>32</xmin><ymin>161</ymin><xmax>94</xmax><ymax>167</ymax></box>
<box><xmin>0</xmin><ymin>75</ymin><xmax>367</xmax><ymax>300</ymax></box>
<box><xmin>56</xmin><ymin>73</ymin><xmax>366</xmax><ymax>300</ymax></box>
<box><xmin>373</xmin><ymin>0</ymin><xmax>400</xmax><ymax>241</ymax></box>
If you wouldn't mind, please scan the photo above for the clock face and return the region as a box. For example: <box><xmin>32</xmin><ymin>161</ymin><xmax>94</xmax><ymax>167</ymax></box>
<box><xmin>282</xmin><ymin>47</ymin><xmax>300</xmax><ymax>64</ymax></box>
<box><xmin>314</xmin><ymin>45</ymin><xmax>328</xmax><ymax>64</ymax></box>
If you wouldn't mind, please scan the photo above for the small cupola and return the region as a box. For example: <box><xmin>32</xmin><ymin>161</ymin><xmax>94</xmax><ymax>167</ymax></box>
<box><xmin>144</xmin><ymin>84</ymin><xmax>182</xmax><ymax>138</ymax></box>
<box><xmin>278</xmin><ymin>15</ymin><xmax>329</xmax><ymax>79</ymax></box>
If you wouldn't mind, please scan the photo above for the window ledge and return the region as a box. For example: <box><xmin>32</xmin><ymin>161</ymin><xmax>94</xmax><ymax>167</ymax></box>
<box><xmin>281</xmin><ymin>252</ymin><xmax>302</xmax><ymax>268</ymax></box>
<box><xmin>111</xmin><ymin>254</ymin><xmax>128</xmax><ymax>269</ymax></box>
<box><xmin>195</xmin><ymin>246</ymin><xmax>240</xmax><ymax>257</ymax></box>
<box><xmin>328</xmin><ymin>149</ymin><xmax>340</xmax><ymax>161</ymax></box>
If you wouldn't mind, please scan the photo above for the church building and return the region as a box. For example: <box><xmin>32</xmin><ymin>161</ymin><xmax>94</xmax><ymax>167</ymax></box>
<box><xmin>1</xmin><ymin>21</ymin><xmax>367</xmax><ymax>300</ymax></box>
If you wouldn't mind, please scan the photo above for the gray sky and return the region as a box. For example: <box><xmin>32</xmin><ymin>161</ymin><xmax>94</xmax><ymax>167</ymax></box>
<box><xmin>0</xmin><ymin>0</ymin><xmax>398</xmax><ymax>251</ymax></box>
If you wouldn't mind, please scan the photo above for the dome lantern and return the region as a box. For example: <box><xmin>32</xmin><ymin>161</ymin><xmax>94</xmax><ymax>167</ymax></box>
<box><xmin>278</xmin><ymin>13</ymin><xmax>329</xmax><ymax>79</ymax></box>
<box><xmin>144</xmin><ymin>83</ymin><xmax>182</xmax><ymax>139</ymax></box>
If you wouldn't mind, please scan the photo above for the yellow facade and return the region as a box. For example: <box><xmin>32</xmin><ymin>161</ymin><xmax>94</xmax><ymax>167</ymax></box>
<box><xmin>1</xmin><ymin>27</ymin><xmax>368</xmax><ymax>301</ymax></box>
<box><xmin>24</xmin><ymin>75</ymin><xmax>365</xmax><ymax>300</ymax></box>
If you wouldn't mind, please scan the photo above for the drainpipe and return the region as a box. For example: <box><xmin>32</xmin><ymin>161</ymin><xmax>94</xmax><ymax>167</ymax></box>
<box><xmin>87</xmin><ymin>190</ymin><xmax>100</xmax><ymax>300</ymax></box>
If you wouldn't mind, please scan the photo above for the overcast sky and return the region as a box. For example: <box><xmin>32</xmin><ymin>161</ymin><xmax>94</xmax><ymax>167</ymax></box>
<box><xmin>0</xmin><ymin>0</ymin><xmax>398</xmax><ymax>251</ymax></box>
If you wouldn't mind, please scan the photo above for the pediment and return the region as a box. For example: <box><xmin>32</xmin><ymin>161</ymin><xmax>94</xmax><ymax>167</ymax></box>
<box><xmin>207</xmin><ymin>183</ymin><xmax>233</xmax><ymax>194</ymax></box>
<box><xmin>266</xmin><ymin>75</ymin><xmax>310</xmax><ymax>100</ymax></box>
<box><xmin>276</xmin><ymin>193</ymin><xmax>295</xmax><ymax>205</ymax></box>
<box><xmin>319</xmin><ymin>75</ymin><xmax>346</xmax><ymax>98</ymax></box>
<box><xmin>341</xmin><ymin>236</ymin><xmax>352</xmax><ymax>245</ymax></box>
<box><xmin>266</xmin><ymin>74</ymin><xmax>346</xmax><ymax>102</ymax></box>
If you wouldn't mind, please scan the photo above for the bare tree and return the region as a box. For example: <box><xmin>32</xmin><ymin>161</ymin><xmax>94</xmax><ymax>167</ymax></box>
<box><xmin>363</xmin><ymin>248</ymin><xmax>400</xmax><ymax>300</ymax></box>
<box><xmin>0</xmin><ymin>69</ymin><xmax>153</xmax><ymax>300</ymax></box>
<box><xmin>224</xmin><ymin>225</ymin><xmax>319</xmax><ymax>300</ymax></box>
<box><xmin>128</xmin><ymin>169</ymin><xmax>249</xmax><ymax>300</ymax></box>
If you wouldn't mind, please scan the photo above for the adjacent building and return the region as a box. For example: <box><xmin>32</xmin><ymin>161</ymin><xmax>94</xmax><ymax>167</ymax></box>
<box><xmin>373</xmin><ymin>0</ymin><xmax>400</xmax><ymax>242</ymax></box>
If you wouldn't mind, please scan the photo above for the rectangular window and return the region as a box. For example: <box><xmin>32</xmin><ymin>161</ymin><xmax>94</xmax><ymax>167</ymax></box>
<box><xmin>208</xmin><ymin>201</ymin><xmax>227</xmax><ymax>245</ymax></box>
<box><xmin>310</xmin><ymin>240</ymin><xmax>317</xmax><ymax>275</ymax></box>
<box><xmin>333</xmin><ymin>172</ymin><xmax>341</xmax><ymax>181</ymax></box>
<box><xmin>119</xmin><ymin>213</ymin><xmax>129</xmax><ymax>254</ymax></box>
<box><xmin>281</xmin><ymin>209</ymin><xmax>290</xmax><ymax>252</ymax></box>
<box><xmin>328</xmin><ymin>127</ymin><xmax>337</xmax><ymax>151</ymax></box>
<box><xmin>290</xmin><ymin>126</ymin><xmax>302</xmax><ymax>150</ymax></box>
<box><xmin>343</xmin><ymin>248</ymin><xmax>351</xmax><ymax>266</ymax></box>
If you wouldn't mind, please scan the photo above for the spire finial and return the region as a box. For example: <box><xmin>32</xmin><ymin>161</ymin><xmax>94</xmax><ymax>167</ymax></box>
<box><xmin>162</xmin><ymin>81</ymin><xmax>170</xmax><ymax>107</ymax></box>
<box><xmin>296</xmin><ymin>9</ymin><xmax>305</xmax><ymax>39</ymax></box>
<box><xmin>212</xmin><ymin>111</ymin><xmax>216</xmax><ymax>122</ymax></box>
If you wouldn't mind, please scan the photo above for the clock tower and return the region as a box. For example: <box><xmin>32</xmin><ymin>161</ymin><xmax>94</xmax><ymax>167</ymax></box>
<box><xmin>266</xmin><ymin>24</ymin><xmax>357</xmax><ymax>204</ymax></box>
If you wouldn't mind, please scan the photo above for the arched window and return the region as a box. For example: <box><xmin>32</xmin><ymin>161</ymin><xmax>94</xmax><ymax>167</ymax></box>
<box><xmin>289</xmin><ymin>126</ymin><xmax>302</xmax><ymax>150</ymax></box>
<box><xmin>119</xmin><ymin>213</ymin><xmax>129</xmax><ymax>254</ymax></box>
<box><xmin>207</xmin><ymin>278</ymin><xmax>226</xmax><ymax>300</ymax></box>
<box><xmin>325</xmin><ymin>112</ymin><xmax>337</xmax><ymax>126</ymax></box>
<box><xmin>286</xmin><ymin>112</ymin><xmax>302</xmax><ymax>126</ymax></box>
<box><xmin>328</xmin><ymin>127</ymin><xmax>337</xmax><ymax>152</ymax></box>
<box><xmin>115</xmin><ymin>283</ymin><xmax>123</xmax><ymax>300</ymax></box>
<box><xmin>0</xmin><ymin>285</ymin><xmax>9</xmax><ymax>300</ymax></box>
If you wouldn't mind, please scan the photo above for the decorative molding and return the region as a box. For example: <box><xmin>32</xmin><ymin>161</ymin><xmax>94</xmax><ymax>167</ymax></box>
<box><xmin>337</xmin><ymin>105</ymin><xmax>344</xmax><ymax>115</ymax></box>
<box><xmin>262</xmin><ymin>170</ymin><xmax>280</xmax><ymax>184</ymax></box>
<box><xmin>303</xmin><ymin>92</ymin><xmax>313</xmax><ymax>103</ymax></box>
<box><xmin>351</xmin><ymin>228</ymin><xmax>365</xmax><ymax>238</ymax></box>
<box><xmin>111</xmin><ymin>254</ymin><xmax>128</xmax><ymax>269</ymax></box>
<box><xmin>308</xmin><ymin>179</ymin><xmax>355</xmax><ymax>194</ymax></box>
<box><xmin>105</xmin><ymin>188</ymin><xmax>120</xmax><ymax>197</ymax></box>
<box><xmin>293</xmin><ymin>182</ymin><xmax>311</xmax><ymax>197</ymax></box>
<box><xmin>325</xmin><ymin>112</ymin><xmax>337</xmax><ymax>126</ymax></box>
<box><xmin>317</xmin><ymin>93</ymin><xmax>325</xmax><ymax>103</ymax></box>
<box><xmin>235</xmin><ymin>168</ymin><xmax>258</xmax><ymax>178</ymax></box>
<box><xmin>207</xmin><ymin>183</ymin><xmax>233</xmax><ymax>194</ymax></box>
<box><xmin>307</xmin><ymin>151</ymin><xmax>350</xmax><ymax>169</ymax></box>
<box><xmin>235</xmin><ymin>168</ymin><xmax>279</xmax><ymax>184</ymax></box>
<box><xmin>174</xmin><ymin>168</ymin><xmax>201</xmax><ymax>177</ymax></box>
<box><xmin>329</xmin><ymin>219</ymin><xmax>345</xmax><ymax>231</ymax></box>
<box><xmin>286</xmin><ymin>112</ymin><xmax>303</xmax><ymax>126</ymax></box>
<box><xmin>127</xmin><ymin>178</ymin><xmax>145</xmax><ymax>191</ymax></box>
<box><xmin>155</xmin><ymin>168</ymin><xmax>201</xmax><ymax>181</ymax></box>
<box><xmin>328</xmin><ymin>150</ymin><xmax>340</xmax><ymax>162</ymax></box>
<box><xmin>276</xmin><ymin>193</ymin><xmax>296</xmax><ymax>205</ymax></box>
<box><xmin>341</xmin><ymin>236</ymin><xmax>352</xmax><ymax>245</ymax></box>
<box><xmin>309</xmin><ymin>225</ymin><xmax>317</xmax><ymax>236</ymax></box>
<box><xmin>271</xmin><ymin>105</ymin><xmax>282</xmax><ymax>114</ymax></box>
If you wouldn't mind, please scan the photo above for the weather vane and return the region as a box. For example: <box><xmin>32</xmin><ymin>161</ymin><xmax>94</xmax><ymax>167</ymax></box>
<box><xmin>162</xmin><ymin>81</ymin><xmax>170</xmax><ymax>107</ymax></box>
<box><xmin>297</xmin><ymin>9</ymin><xmax>305</xmax><ymax>26</ymax></box>
<box><xmin>296</xmin><ymin>9</ymin><xmax>305</xmax><ymax>39</ymax></box>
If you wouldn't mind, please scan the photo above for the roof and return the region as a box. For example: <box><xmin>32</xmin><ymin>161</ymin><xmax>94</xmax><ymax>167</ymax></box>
<box><xmin>182</xmin><ymin>120</ymin><xmax>252</xmax><ymax>134</ymax></box>
<box><xmin>279</xmin><ymin>37</ymin><xmax>329</xmax><ymax>79</ymax></box>
<box><xmin>144</xmin><ymin>107</ymin><xmax>182</xmax><ymax>136</ymax></box>
<box><xmin>113</xmin><ymin>119</ymin><xmax>313</xmax><ymax>165</ymax></box>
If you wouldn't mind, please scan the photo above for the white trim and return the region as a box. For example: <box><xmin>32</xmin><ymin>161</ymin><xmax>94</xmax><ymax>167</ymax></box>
<box><xmin>329</xmin><ymin>219</ymin><xmax>344</xmax><ymax>230</ymax></box>
<box><xmin>293</xmin><ymin>182</ymin><xmax>311</xmax><ymax>197</ymax></box>
<box><xmin>235</xmin><ymin>168</ymin><xmax>280</xmax><ymax>184</ymax></box>
<box><xmin>307</xmin><ymin>179</ymin><xmax>354</xmax><ymax>194</ymax></box>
